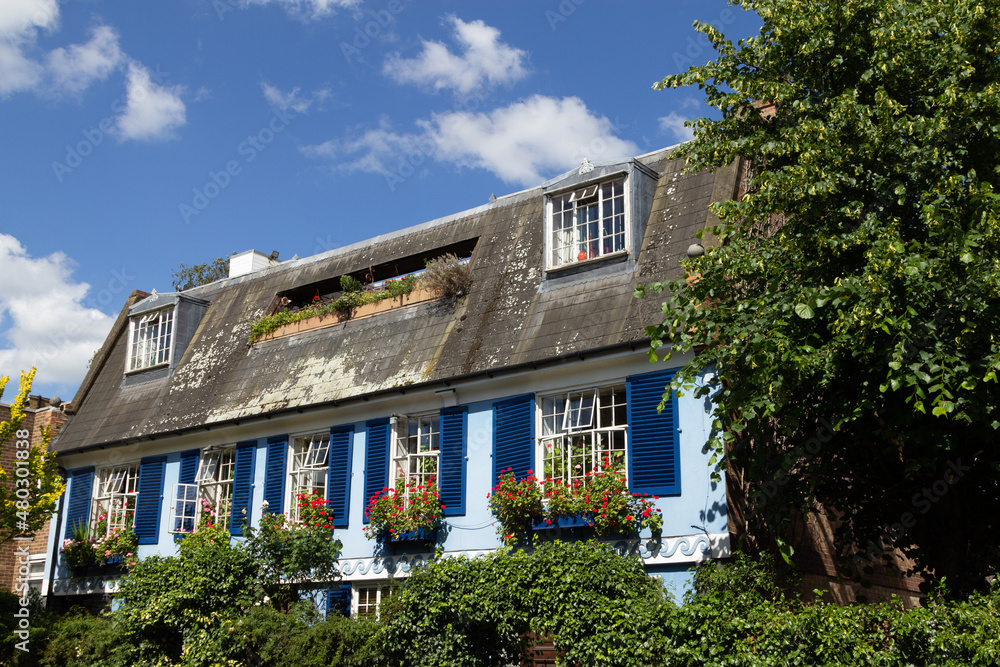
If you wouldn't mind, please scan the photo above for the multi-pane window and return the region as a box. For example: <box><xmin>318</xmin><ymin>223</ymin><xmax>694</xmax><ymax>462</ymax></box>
<box><xmin>26</xmin><ymin>555</ymin><xmax>46</xmax><ymax>596</ymax></box>
<box><xmin>91</xmin><ymin>463</ymin><xmax>139</xmax><ymax>536</ymax></box>
<box><xmin>288</xmin><ymin>432</ymin><xmax>330</xmax><ymax>521</ymax></box>
<box><xmin>548</xmin><ymin>177</ymin><xmax>626</xmax><ymax>268</ymax></box>
<box><xmin>538</xmin><ymin>384</ymin><xmax>628</xmax><ymax>486</ymax></box>
<box><xmin>354</xmin><ymin>582</ymin><xmax>396</xmax><ymax>619</ymax></box>
<box><xmin>392</xmin><ymin>415</ymin><xmax>440</xmax><ymax>489</ymax></box>
<box><xmin>127</xmin><ymin>308</ymin><xmax>174</xmax><ymax>371</ymax></box>
<box><xmin>197</xmin><ymin>449</ymin><xmax>235</xmax><ymax>528</ymax></box>
<box><xmin>170</xmin><ymin>447</ymin><xmax>235</xmax><ymax>533</ymax></box>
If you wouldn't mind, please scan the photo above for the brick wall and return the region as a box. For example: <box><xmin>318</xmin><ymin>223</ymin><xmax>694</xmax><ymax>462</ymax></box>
<box><xmin>0</xmin><ymin>396</ymin><xmax>69</xmax><ymax>598</ymax></box>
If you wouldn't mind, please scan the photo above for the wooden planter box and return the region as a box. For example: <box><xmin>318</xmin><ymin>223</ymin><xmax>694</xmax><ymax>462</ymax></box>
<box><xmin>259</xmin><ymin>288</ymin><xmax>437</xmax><ymax>342</ymax></box>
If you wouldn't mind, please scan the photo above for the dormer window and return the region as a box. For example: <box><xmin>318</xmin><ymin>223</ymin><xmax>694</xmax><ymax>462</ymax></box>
<box><xmin>548</xmin><ymin>177</ymin><xmax>626</xmax><ymax>268</ymax></box>
<box><xmin>124</xmin><ymin>291</ymin><xmax>208</xmax><ymax>380</ymax></box>
<box><xmin>542</xmin><ymin>158</ymin><xmax>657</xmax><ymax>277</ymax></box>
<box><xmin>127</xmin><ymin>308</ymin><xmax>174</xmax><ymax>371</ymax></box>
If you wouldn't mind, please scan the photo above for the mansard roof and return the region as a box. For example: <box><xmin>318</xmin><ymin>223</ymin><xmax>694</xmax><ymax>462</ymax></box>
<box><xmin>53</xmin><ymin>147</ymin><xmax>738</xmax><ymax>453</ymax></box>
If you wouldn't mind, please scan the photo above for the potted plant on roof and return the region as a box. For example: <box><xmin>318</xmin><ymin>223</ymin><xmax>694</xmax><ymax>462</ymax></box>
<box><xmin>364</xmin><ymin>478</ymin><xmax>444</xmax><ymax>545</ymax></box>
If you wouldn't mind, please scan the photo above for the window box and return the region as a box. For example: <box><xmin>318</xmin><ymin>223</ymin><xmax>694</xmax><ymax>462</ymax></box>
<box><xmin>531</xmin><ymin>514</ymin><xmax>593</xmax><ymax>531</ymax></box>
<box><xmin>385</xmin><ymin>526</ymin><xmax>437</xmax><ymax>544</ymax></box>
<box><xmin>256</xmin><ymin>287</ymin><xmax>437</xmax><ymax>343</ymax></box>
<box><xmin>70</xmin><ymin>559</ymin><xmax>126</xmax><ymax>579</ymax></box>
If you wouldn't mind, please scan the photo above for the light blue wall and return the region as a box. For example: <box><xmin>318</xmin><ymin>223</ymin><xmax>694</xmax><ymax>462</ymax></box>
<box><xmin>327</xmin><ymin>368</ymin><xmax>725</xmax><ymax>562</ymax></box>
<box><xmin>51</xmin><ymin>366</ymin><xmax>726</xmax><ymax>586</ymax></box>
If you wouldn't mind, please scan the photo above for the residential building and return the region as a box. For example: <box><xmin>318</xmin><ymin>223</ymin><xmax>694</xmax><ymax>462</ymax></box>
<box><xmin>45</xmin><ymin>146</ymin><xmax>737</xmax><ymax>614</ymax></box>
<box><xmin>0</xmin><ymin>394</ymin><xmax>68</xmax><ymax>602</ymax></box>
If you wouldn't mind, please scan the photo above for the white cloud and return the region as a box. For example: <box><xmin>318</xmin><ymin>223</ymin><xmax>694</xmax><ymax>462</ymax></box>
<box><xmin>659</xmin><ymin>112</ymin><xmax>695</xmax><ymax>143</ymax></box>
<box><xmin>45</xmin><ymin>25</ymin><xmax>124</xmax><ymax>95</ymax></box>
<box><xmin>115</xmin><ymin>62</ymin><xmax>186</xmax><ymax>141</ymax></box>
<box><xmin>260</xmin><ymin>81</ymin><xmax>330</xmax><ymax>114</ymax></box>
<box><xmin>243</xmin><ymin>0</ymin><xmax>361</xmax><ymax>21</ymax></box>
<box><xmin>0</xmin><ymin>40</ymin><xmax>43</xmax><ymax>95</ymax></box>
<box><xmin>384</xmin><ymin>16</ymin><xmax>528</xmax><ymax>95</ymax></box>
<box><xmin>303</xmin><ymin>95</ymin><xmax>638</xmax><ymax>186</ymax></box>
<box><xmin>0</xmin><ymin>0</ymin><xmax>56</xmax><ymax>95</ymax></box>
<box><xmin>0</xmin><ymin>234</ymin><xmax>116</xmax><ymax>395</ymax></box>
<box><xmin>0</xmin><ymin>1</ymin><xmax>127</xmax><ymax>98</ymax></box>
<box><xmin>0</xmin><ymin>0</ymin><xmax>58</xmax><ymax>38</ymax></box>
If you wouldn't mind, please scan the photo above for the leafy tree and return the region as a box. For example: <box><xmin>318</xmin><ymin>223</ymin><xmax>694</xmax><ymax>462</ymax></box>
<box><xmin>0</xmin><ymin>368</ymin><xmax>66</xmax><ymax>546</ymax></box>
<box><xmin>170</xmin><ymin>252</ymin><xmax>235</xmax><ymax>291</ymax></box>
<box><xmin>643</xmin><ymin>0</ymin><xmax>1000</xmax><ymax>595</ymax></box>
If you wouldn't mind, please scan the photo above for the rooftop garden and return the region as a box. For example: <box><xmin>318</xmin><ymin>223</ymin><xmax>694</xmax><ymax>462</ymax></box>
<box><xmin>248</xmin><ymin>253</ymin><xmax>470</xmax><ymax>343</ymax></box>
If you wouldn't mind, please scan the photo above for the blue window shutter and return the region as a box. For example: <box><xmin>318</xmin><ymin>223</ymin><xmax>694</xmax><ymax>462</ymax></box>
<box><xmin>363</xmin><ymin>418</ymin><xmax>390</xmax><ymax>524</ymax></box>
<box><xmin>327</xmin><ymin>583</ymin><xmax>352</xmax><ymax>618</ymax></box>
<box><xmin>327</xmin><ymin>425</ymin><xmax>354</xmax><ymax>528</ymax></box>
<box><xmin>492</xmin><ymin>394</ymin><xmax>535</xmax><ymax>486</ymax></box>
<box><xmin>63</xmin><ymin>467</ymin><xmax>94</xmax><ymax>539</ymax></box>
<box><xmin>134</xmin><ymin>456</ymin><xmax>166</xmax><ymax>545</ymax></box>
<box><xmin>627</xmin><ymin>370</ymin><xmax>681</xmax><ymax>496</ymax></box>
<box><xmin>230</xmin><ymin>440</ymin><xmax>257</xmax><ymax>535</ymax></box>
<box><xmin>262</xmin><ymin>435</ymin><xmax>288</xmax><ymax>515</ymax></box>
<box><xmin>439</xmin><ymin>405</ymin><xmax>468</xmax><ymax>516</ymax></box>
<box><xmin>179</xmin><ymin>449</ymin><xmax>199</xmax><ymax>485</ymax></box>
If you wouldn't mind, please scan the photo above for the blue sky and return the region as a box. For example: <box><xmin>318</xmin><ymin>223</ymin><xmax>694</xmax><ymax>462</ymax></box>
<box><xmin>0</xmin><ymin>0</ymin><xmax>761</xmax><ymax>401</ymax></box>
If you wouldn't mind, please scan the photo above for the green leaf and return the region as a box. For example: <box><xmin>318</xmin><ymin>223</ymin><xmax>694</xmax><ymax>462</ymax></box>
<box><xmin>794</xmin><ymin>303</ymin><xmax>814</xmax><ymax>319</ymax></box>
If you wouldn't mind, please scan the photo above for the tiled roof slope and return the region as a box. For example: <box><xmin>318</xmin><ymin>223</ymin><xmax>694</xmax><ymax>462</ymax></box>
<box><xmin>54</xmin><ymin>148</ymin><xmax>738</xmax><ymax>453</ymax></box>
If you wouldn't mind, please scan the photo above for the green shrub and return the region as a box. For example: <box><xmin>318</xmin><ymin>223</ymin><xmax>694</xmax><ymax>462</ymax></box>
<box><xmin>378</xmin><ymin>540</ymin><xmax>666</xmax><ymax>667</ymax></box>
<box><xmin>40</xmin><ymin>609</ymin><xmax>119</xmax><ymax>667</ymax></box>
<box><xmin>283</xmin><ymin>613</ymin><xmax>382</xmax><ymax>667</ymax></box>
<box><xmin>0</xmin><ymin>590</ymin><xmax>50</xmax><ymax>667</ymax></box>
<box><xmin>340</xmin><ymin>274</ymin><xmax>363</xmax><ymax>293</ymax></box>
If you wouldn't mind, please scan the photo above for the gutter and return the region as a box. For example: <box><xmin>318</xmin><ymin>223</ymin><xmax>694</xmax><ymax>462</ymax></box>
<box><xmin>59</xmin><ymin>338</ymin><xmax>652</xmax><ymax>455</ymax></box>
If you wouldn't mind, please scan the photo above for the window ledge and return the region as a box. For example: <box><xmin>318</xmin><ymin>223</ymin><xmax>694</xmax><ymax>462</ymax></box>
<box><xmin>256</xmin><ymin>287</ymin><xmax>439</xmax><ymax>343</ymax></box>
<box><xmin>544</xmin><ymin>249</ymin><xmax>628</xmax><ymax>274</ymax></box>
<box><xmin>124</xmin><ymin>362</ymin><xmax>169</xmax><ymax>376</ymax></box>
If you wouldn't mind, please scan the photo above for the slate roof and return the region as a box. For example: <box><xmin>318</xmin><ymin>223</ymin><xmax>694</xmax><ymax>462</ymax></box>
<box><xmin>54</xmin><ymin>147</ymin><xmax>739</xmax><ymax>453</ymax></box>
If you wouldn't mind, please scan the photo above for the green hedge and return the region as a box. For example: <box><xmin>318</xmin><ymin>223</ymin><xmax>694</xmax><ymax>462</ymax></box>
<box><xmin>15</xmin><ymin>548</ymin><xmax>1000</xmax><ymax>666</ymax></box>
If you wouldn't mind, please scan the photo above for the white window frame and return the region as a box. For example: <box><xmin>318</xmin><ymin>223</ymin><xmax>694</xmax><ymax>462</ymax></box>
<box><xmin>353</xmin><ymin>581</ymin><xmax>397</xmax><ymax>619</ymax></box>
<box><xmin>91</xmin><ymin>463</ymin><xmax>140</xmax><ymax>537</ymax></box>
<box><xmin>126</xmin><ymin>307</ymin><xmax>174</xmax><ymax>372</ymax></box>
<box><xmin>546</xmin><ymin>176</ymin><xmax>628</xmax><ymax>270</ymax></box>
<box><xmin>391</xmin><ymin>413</ymin><xmax>441</xmax><ymax>491</ymax></box>
<box><xmin>536</xmin><ymin>383</ymin><xmax>629</xmax><ymax>487</ymax></box>
<box><xmin>168</xmin><ymin>446</ymin><xmax>236</xmax><ymax>533</ymax></box>
<box><xmin>26</xmin><ymin>554</ymin><xmax>46</xmax><ymax>597</ymax></box>
<box><xmin>287</xmin><ymin>431</ymin><xmax>331</xmax><ymax>522</ymax></box>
